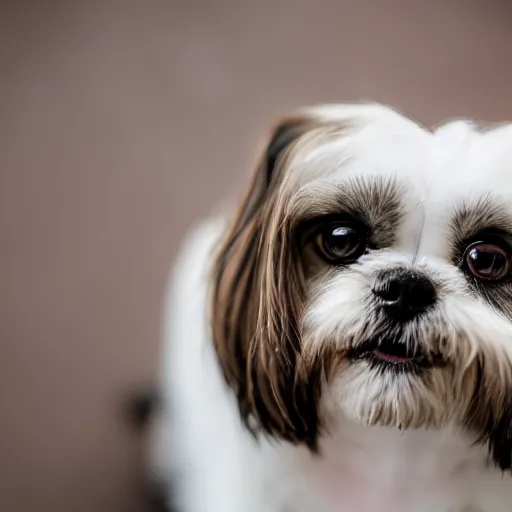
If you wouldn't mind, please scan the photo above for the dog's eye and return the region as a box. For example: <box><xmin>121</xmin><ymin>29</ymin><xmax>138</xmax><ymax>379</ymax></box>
<box><xmin>314</xmin><ymin>222</ymin><xmax>367</xmax><ymax>263</ymax></box>
<box><xmin>464</xmin><ymin>241</ymin><xmax>511</xmax><ymax>281</ymax></box>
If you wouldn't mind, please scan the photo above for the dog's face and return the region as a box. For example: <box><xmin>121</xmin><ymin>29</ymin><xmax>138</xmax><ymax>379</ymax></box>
<box><xmin>211</xmin><ymin>104</ymin><xmax>512</xmax><ymax>469</ymax></box>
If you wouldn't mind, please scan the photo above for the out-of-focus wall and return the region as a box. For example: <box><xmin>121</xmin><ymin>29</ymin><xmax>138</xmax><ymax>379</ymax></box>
<box><xmin>1</xmin><ymin>1</ymin><xmax>512</xmax><ymax>511</ymax></box>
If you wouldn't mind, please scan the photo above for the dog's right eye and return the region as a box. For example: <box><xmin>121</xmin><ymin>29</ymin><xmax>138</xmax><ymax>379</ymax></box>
<box><xmin>314</xmin><ymin>222</ymin><xmax>368</xmax><ymax>264</ymax></box>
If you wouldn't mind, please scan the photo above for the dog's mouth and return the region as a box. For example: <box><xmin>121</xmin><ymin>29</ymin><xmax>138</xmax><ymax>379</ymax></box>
<box><xmin>372</xmin><ymin>340</ymin><xmax>422</xmax><ymax>363</ymax></box>
<box><xmin>350</xmin><ymin>337</ymin><xmax>433</xmax><ymax>372</ymax></box>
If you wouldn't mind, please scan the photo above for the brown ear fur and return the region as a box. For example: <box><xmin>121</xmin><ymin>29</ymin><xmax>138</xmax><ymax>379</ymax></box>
<box><xmin>211</xmin><ymin>116</ymin><xmax>324</xmax><ymax>448</ymax></box>
<box><xmin>464</xmin><ymin>361</ymin><xmax>512</xmax><ymax>471</ymax></box>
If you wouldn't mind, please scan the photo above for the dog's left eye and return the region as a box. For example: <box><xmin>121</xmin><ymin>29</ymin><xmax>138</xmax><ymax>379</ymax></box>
<box><xmin>314</xmin><ymin>222</ymin><xmax>367</xmax><ymax>263</ymax></box>
<box><xmin>463</xmin><ymin>241</ymin><xmax>512</xmax><ymax>281</ymax></box>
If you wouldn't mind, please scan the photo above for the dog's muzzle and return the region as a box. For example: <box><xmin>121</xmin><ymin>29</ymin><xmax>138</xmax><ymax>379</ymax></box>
<box><xmin>347</xmin><ymin>268</ymin><xmax>441</xmax><ymax>371</ymax></box>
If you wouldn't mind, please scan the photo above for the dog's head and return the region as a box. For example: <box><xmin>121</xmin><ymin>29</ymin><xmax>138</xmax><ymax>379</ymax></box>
<box><xmin>211</xmin><ymin>103</ymin><xmax>512</xmax><ymax>469</ymax></box>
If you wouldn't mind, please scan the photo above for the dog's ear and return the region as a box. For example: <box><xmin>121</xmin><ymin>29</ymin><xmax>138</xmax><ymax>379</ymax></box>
<box><xmin>488</xmin><ymin>404</ymin><xmax>512</xmax><ymax>471</ymax></box>
<box><xmin>464</xmin><ymin>362</ymin><xmax>512</xmax><ymax>471</ymax></box>
<box><xmin>211</xmin><ymin>114</ymin><xmax>323</xmax><ymax>448</ymax></box>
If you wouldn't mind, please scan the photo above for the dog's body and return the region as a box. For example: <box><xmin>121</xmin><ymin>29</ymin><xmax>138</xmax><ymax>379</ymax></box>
<box><xmin>151</xmin><ymin>104</ymin><xmax>512</xmax><ymax>512</ymax></box>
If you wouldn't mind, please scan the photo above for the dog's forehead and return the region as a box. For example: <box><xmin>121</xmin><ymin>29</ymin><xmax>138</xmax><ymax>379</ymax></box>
<box><xmin>295</xmin><ymin>114</ymin><xmax>512</xmax><ymax>201</ymax></box>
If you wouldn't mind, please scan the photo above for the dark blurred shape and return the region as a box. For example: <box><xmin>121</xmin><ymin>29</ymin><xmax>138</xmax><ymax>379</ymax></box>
<box><xmin>145</xmin><ymin>480</ymin><xmax>173</xmax><ymax>512</ymax></box>
<box><xmin>123</xmin><ymin>388</ymin><xmax>160</xmax><ymax>431</ymax></box>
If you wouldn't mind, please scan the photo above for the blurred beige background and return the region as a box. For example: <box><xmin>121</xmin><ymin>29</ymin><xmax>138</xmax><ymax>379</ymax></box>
<box><xmin>1</xmin><ymin>1</ymin><xmax>512</xmax><ymax>511</ymax></box>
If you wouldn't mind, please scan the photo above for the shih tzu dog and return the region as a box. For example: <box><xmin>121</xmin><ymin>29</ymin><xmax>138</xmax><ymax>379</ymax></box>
<box><xmin>149</xmin><ymin>103</ymin><xmax>512</xmax><ymax>512</ymax></box>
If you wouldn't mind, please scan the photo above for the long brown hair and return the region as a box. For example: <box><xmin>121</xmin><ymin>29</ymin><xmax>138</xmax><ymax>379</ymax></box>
<box><xmin>210</xmin><ymin>115</ymin><xmax>326</xmax><ymax>448</ymax></box>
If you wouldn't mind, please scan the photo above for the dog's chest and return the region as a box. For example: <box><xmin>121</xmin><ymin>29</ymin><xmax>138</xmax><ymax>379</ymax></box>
<box><xmin>278</xmin><ymin>423</ymin><xmax>510</xmax><ymax>512</ymax></box>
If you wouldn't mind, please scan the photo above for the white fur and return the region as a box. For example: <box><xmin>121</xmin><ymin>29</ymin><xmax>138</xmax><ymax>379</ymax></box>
<box><xmin>151</xmin><ymin>105</ymin><xmax>512</xmax><ymax>512</ymax></box>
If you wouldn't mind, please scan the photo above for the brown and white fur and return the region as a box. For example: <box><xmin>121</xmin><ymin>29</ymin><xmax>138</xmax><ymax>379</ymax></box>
<box><xmin>150</xmin><ymin>103</ymin><xmax>512</xmax><ymax>512</ymax></box>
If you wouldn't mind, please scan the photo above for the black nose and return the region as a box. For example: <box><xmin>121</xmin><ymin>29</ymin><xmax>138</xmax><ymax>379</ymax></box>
<box><xmin>372</xmin><ymin>269</ymin><xmax>437</xmax><ymax>320</ymax></box>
